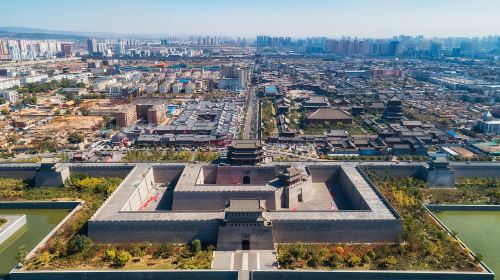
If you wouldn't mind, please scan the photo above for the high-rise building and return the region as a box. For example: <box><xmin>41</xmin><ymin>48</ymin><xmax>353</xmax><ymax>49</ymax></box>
<box><xmin>8</xmin><ymin>45</ymin><xmax>21</xmax><ymax>61</ymax></box>
<box><xmin>429</xmin><ymin>42</ymin><xmax>441</xmax><ymax>59</ymax></box>
<box><xmin>389</xmin><ymin>40</ymin><xmax>400</xmax><ymax>56</ymax></box>
<box><xmin>87</xmin><ymin>38</ymin><xmax>97</xmax><ymax>55</ymax></box>
<box><xmin>114</xmin><ymin>105</ymin><xmax>137</xmax><ymax>128</ymax></box>
<box><xmin>114</xmin><ymin>41</ymin><xmax>126</xmax><ymax>56</ymax></box>
<box><xmin>96</xmin><ymin>42</ymin><xmax>107</xmax><ymax>54</ymax></box>
<box><xmin>60</xmin><ymin>43</ymin><xmax>72</xmax><ymax>57</ymax></box>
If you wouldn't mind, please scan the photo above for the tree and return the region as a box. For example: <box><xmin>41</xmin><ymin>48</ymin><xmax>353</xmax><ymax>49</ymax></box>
<box><xmin>289</xmin><ymin>243</ymin><xmax>305</xmax><ymax>259</ymax></box>
<box><xmin>68</xmin><ymin>132</ymin><xmax>84</xmax><ymax>144</ymax></box>
<box><xmin>16</xmin><ymin>245</ymin><xmax>28</xmax><ymax>265</ymax></box>
<box><xmin>40</xmin><ymin>138</ymin><xmax>58</xmax><ymax>152</ymax></box>
<box><xmin>189</xmin><ymin>239</ymin><xmax>202</xmax><ymax>256</ymax></box>
<box><xmin>154</xmin><ymin>242</ymin><xmax>176</xmax><ymax>259</ymax></box>
<box><xmin>1</xmin><ymin>108</ymin><xmax>9</xmax><ymax>115</ymax></box>
<box><xmin>0</xmin><ymin>97</ymin><xmax>5</xmax><ymax>104</ymax></box>
<box><xmin>114</xmin><ymin>250</ymin><xmax>131</xmax><ymax>267</ymax></box>
<box><xmin>67</xmin><ymin>234</ymin><xmax>94</xmax><ymax>255</ymax></box>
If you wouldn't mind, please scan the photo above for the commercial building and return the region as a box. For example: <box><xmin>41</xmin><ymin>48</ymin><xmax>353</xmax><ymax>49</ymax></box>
<box><xmin>146</xmin><ymin>103</ymin><xmax>167</xmax><ymax>125</ymax></box>
<box><xmin>134</xmin><ymin>99</ymin><xmax>242</xmax><ymax>147</ymax></box>
<box><xmin>477</xmin><ymin>111</ymin><xmax>500</xmax><ymax>135</ymax></box>
<box><xmin>0</xmin><ymin>89</ymin><xmax>18</xmax><ymax>103</ymax></box>
<box><xmin>218</xmin><ymin>66</ymin><xmax>248</xmax><ymax>90</ymax></box>
<box><xmin>60</xmin><ymin>43</ymin><xmax>72</xmax><ymax>57</ymax></box>
<box><xmin>114</xmin><ymin>105</ymin><xmax>137</xmax><ymax>128</ymax></box>
<box><xmin>87</xmin><ymin>38</ymin><xmax>97</xmax><ymax>55</ymax></box>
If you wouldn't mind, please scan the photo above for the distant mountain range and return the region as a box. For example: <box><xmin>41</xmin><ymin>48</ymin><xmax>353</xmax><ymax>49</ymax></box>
<box><xmin>0</xmin><ymin>26</ymin><xmax>166</xmax><ymax>40</ymax></box>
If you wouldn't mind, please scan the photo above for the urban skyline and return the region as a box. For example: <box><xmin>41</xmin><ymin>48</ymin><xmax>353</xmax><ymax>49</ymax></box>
<box><xmin>1</xmin><ymin>0</ymin><xmax>500</xmax><ymax>38</ymax></box>
<box><xmin>0</xmin><ymin>1</ymin><xmax>499</xmax><ymax>280</ymax></box>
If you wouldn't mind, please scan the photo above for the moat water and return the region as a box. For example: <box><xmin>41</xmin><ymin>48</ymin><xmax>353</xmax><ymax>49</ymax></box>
<box><xmin>434</xmin><ymin>210</ymin><xmax>500</xmax><ymax>276</ymax></box>
<box><xmin>0</xmin><ymin>208</ymin><xmax>72</xmax><ymax>279</ymax></box>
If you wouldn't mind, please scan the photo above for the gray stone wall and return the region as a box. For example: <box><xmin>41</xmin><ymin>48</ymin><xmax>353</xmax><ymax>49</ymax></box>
<box><xmin>151</xmin><ymin>165</ymin><xmax>184</xmax><ymax>183</ymax></box>
<box><xmin>217</xmin><ymin>224</ymin><xmax>274</xmax><ymax>250</ymax></box>
<box><xmin>426</xmin><ymin>169</ymin><xmax>455</xmax><ymax>188</ymax></box>
<box><xmin>88</xmin><ymin>220</ymin><xmax>220</xmax><ymax>244</ymax></box>
<box><xmin>0</xmin><ymin>166</ymin><xmax>38</xmax><ymax>181</ymax></box>
<box><xmin>68</xmin><ymin>165</ymin><xmax>134</xmax><ymax>179</ymax></box>
<box><xmin>272</xmin><ymin>219</ymin><xmax>402</xmax><ymax>243</ymax></box>
<box><xmin>214</xmin><ymin>166</ymin><xmax>277</xmax><ymax>185</ymax></box>
<box><xmin>452</xmin><ymin>165</ymin><xmax>500</xmax><ymax>179</ymax></box>
<box><xmin>365</xmin><ymin>165</ymin><xmax>427</xmax><ymax>179</ymax></box>
<box><xmin>338</xmin><ymin>167</ymin><xmax>370</xmax><ymax>210</ymax></box>
<box><xmin>172</xmin><ymin>191</ymin><xmax>277</xmax><ymax>211</ymax></box>
<box><xmin>121</xmin><ymin>168</ymin><xmax>155</xmax><ymax>211</ymax></box>
<box><xmin>308</xmin><ymin>165</ymin><xmax>341</xmax><ymax>183</ymax></box>
<box><xmin>34</xmin><ymin>165</ymin><xmax>69</xmax><ymax>187</ymax></box>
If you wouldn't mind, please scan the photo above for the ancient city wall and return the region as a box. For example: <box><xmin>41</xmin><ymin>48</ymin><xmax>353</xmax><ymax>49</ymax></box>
<box><xmin>0</xmin><ymin>165</ymin><xmax>39</xmax><ymax>182</ymax></box>
<box><xmin>307</xmin><ymin>165</ymin><xmax>341</xmax><ymax>183</ymax></box>
<box><xmin>88</xmin><ymin>220</ymin><xmax>220</xmax><ymax>244</ymax></box>
<box><xmin>217</xmin><ymin>225</ymin><xmax>274</xmax><ymax>250</ymax></box>
<box><xmin>452</xmin><ymin>164</ymin><xmax>500</xmax><ymax>179</ymax></box>
<box><xmin>151</xmin><ymin>165</ymin><xmax>184</xmax><ymax>183</ymax></box>
<box><xmin>272</xmin><ymin>219</ymin><xmax>402</xmax><ymax>243</ymax></box>
<box><xmin>338</xmin><ymin>167</ymin><xmax>370</xmax><ymax>210</ymax></box>
<box><xmin>213</xmin><ymin>166</ymin><xmax>277</xmax><ymax>185</ymax></box>
<box><xmin>68</xmin><ymin>165</ymin><xmax>134</xmax><ymax>179</ymax></box>
<box><xmin>172</xmin><ymin>190</ymin><xmax>277</xmax><ymax>211</ymax></box>
<box><xmin>364</xmin><ymin>164</ymin><xmax>427</xmax><ymax>179</ymax></box>
<box><xmin>120</xmin><ymin>168</ymin><xmax>155</xmax><ymax>211</ymax></box>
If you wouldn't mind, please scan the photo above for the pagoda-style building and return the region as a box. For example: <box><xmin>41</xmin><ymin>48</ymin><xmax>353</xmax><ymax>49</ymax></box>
<box><xmin>278</xmin><ymin>166</ymin><xmax>304</xmax><ymax>186</ymax></box>
<box><xmin>227</xmin><ymin>140</ymin><xmax>265</xmax><ymax>165</ymax></box>
<box><xmin>383</xmin><ymin>97</ymin><xmax>403</xmax><ymax>122</ymax></box>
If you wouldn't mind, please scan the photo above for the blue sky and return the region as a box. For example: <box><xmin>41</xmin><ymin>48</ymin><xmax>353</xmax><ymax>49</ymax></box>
<box><xmin>2</xmin><ymin>0</ymin><xmax>499</xmax><ymax>38</ymax></box>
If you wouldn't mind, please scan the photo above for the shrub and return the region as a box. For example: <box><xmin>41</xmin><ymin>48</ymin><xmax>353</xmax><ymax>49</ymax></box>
<box><xmin>66</xmin><ymin>234</ymin><xmax>93</xmax><ymax>255</ymax></box>
<box><xmin>16</xmin><ymin>245</ymin><xmax>28</xmax><ymax>265</ymax></box>
<box><xmin>323</xmin><ymin>253</ymin><xmax>341</xmax><ymax>268</ymax></box>
<box><xmin>334</xmin><ymin>246</ymin><xmax>344</xmax><ymax>255</ymax></box>
<box><xmin>346</xmin><ymin>254</ymin><xmax>362</xmax><ymax>267</ymax></box>
<box><xmin>104</xmin><ymin>249</ymin><xmax>116</xmax><ymax>262</ymax></box>
<box><xmin>36</xmin><ymin>252</ymin><xmax>51</xmax><ymax>264</ymax></box>
<box><xmin>114</xmin><ymin>250</ymin><xmax>131</xmax><ymax>267</ymax></box>
<box><xmin>189</xmin><ymin>239</ymin><xmax>202</xmax><ymax>256</ymax></box>
<box><xmin>474</xmin><ymin>254</ymin><xmax>484</xmax><ymax>264</ymax></box>
<box><xmin>154</xmin><ymin>242</ymin><xmax>176</xmax><ymax>259</ymax></box>
<box><xmin>289</xmin><ymin>243</ymin><xmax>305</xmax><ymax>259</ymax></box>
<box><xmin>379</xmin><ymin>255</ymin><xmax>398</xmax><ymax>269</ymax></box>
<box><xmin>306</xmin><ymin>254</ymin><xmax>321</xmax><ymax>267</ymax></box>
<box><xmin>129</xmin><ymin>245</ymin><xmax>145</xmax><ymax>257</ymax></box>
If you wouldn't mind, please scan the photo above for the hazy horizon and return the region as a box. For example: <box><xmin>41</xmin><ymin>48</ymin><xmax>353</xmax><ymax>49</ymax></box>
<box><xmin>1</xmin><ymin>0</ymin><xmax>500</xmax><ymax>38</ymax></box>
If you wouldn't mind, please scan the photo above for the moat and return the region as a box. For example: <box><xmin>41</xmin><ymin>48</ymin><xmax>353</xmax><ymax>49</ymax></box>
<box><xmin>0</xmin><ymin>208</ymin><xmax>72</xmax><ymax>278</ymax></box>
<box><xmin>435</xmin><ymin>210</ymin><xmax>500</xmax><ymax>277</ymax></box>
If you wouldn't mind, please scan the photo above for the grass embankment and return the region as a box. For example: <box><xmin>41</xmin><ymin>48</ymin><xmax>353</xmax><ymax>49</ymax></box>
<box><xmin>0</xmin><ymin>177</ymin><xmax>214</xmax><ymax>270</ymax></box>
<box><xmin>423</xmin><ymin>177</ymin><xmax>499</xmax><ymax>205</ymax></box>
<box><xmin>277</xmin><ymin>175</ymin><xmax>485</xmax><ymax>271</ymax></box>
